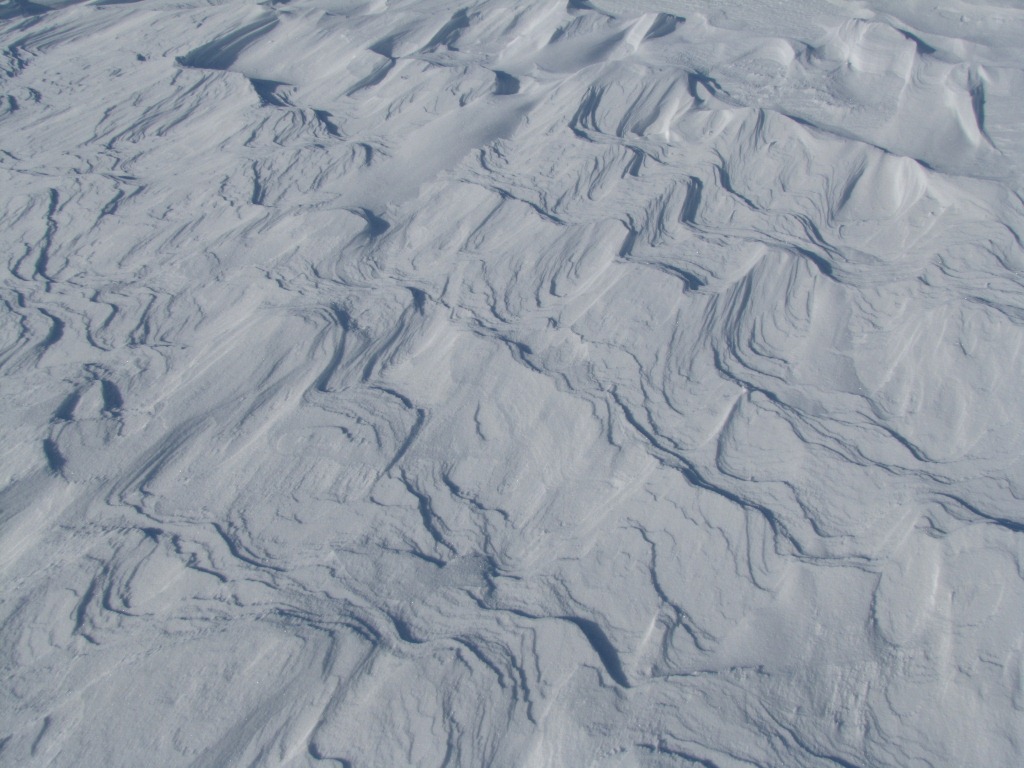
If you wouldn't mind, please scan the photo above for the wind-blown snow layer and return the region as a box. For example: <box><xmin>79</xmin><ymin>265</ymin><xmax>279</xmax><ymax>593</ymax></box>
<box><xmin>2</xmin><ymin>0</ymin><xmax>1024</xmax><ymax>764</ymax></box>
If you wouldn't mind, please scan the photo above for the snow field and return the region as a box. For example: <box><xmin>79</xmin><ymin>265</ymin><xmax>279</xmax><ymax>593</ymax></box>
<box><xmin>1</xmin><ymin>0</ymin><xmax>1023</xmax><ymax>765</ymax></box>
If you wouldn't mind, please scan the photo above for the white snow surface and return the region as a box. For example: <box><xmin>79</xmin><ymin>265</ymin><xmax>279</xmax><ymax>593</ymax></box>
<box><xmin>2</xmin><ymin>0</ymin><xmax>1024</xmax><ymax>765</ymax></box>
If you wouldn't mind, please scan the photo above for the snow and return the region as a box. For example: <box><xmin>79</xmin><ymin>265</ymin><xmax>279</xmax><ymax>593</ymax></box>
<box><xmin>1</xmin><ymin>0</ymin><xmax>1023</xmax><ymax>765</ymax></box>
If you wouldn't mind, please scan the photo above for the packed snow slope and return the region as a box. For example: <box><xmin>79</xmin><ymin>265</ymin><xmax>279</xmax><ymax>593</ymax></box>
<box><xmin>2</xmin><ymin>0</ymin><xmax>1024</xmax><ymax>765</ymax></box>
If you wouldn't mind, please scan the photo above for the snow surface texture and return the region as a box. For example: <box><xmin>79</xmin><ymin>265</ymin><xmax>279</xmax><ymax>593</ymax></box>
<box><xmin>2</xmin><ymin>0</ymin><xmax>1024</xmax><ymax>765</ymax></box>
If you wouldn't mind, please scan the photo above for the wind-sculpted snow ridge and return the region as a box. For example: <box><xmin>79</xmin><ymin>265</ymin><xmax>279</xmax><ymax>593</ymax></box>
<box><xmin>2</xmin><ymin>0</ymin><xmax>1023</xmax><ymax>765</ymax></box>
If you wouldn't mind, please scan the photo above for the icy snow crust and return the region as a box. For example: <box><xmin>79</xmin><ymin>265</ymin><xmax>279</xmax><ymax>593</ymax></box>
<box><xmin>2</xmin><ymin>0</ymin><xmax>1024</xmax><ymax>764</ymax></box>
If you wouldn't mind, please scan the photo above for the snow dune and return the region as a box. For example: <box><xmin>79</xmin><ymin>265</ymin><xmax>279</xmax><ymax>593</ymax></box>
<box><xmin>1</xmin><ymin>0</ymin><xmax>1023</xmax><ymax>765</ymax></box>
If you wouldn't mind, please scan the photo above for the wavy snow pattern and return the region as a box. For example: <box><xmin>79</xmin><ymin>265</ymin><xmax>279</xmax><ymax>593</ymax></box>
<box><xmin>1</xmin><ymin>0</ymin><xmax>1023</xmax><ymax>766</ymax></box>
